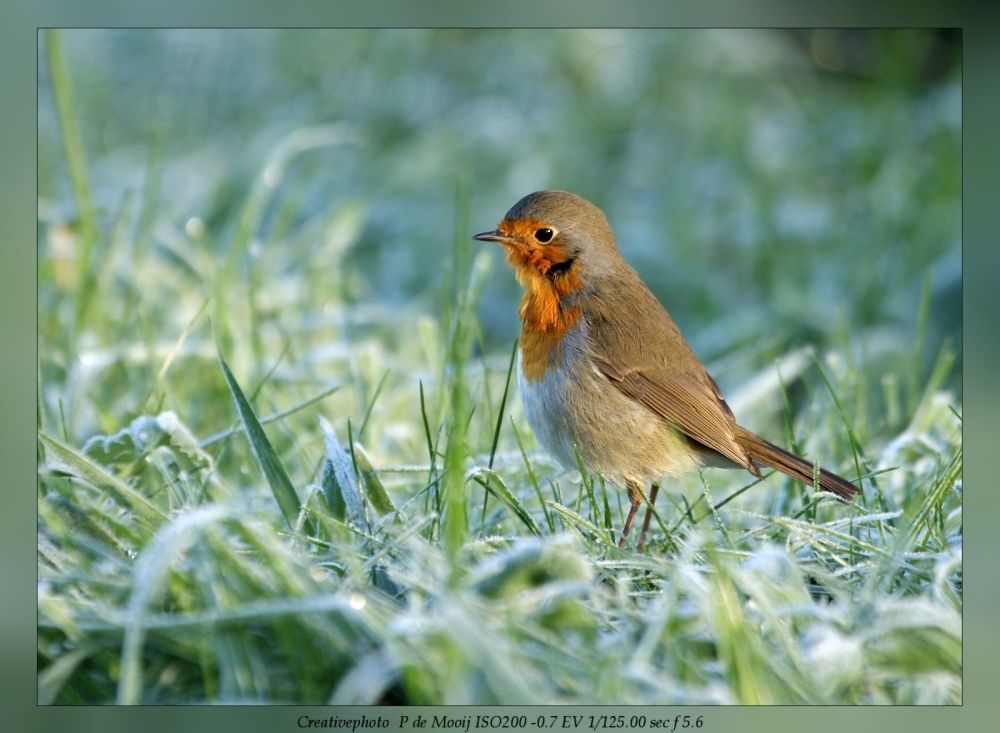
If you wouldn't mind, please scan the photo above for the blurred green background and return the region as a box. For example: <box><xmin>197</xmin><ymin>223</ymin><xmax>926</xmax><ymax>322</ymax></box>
<box><xmin>36</xmin><ymin>28</ymin><xmax>962</xmax><ymax>709</ymax></box>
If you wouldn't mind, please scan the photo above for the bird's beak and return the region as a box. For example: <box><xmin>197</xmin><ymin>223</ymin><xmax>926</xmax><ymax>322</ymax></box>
<box><xmin>473</xmin><ymin>230</ymin><xmax>511</xmax><ymax>244</ymax></box>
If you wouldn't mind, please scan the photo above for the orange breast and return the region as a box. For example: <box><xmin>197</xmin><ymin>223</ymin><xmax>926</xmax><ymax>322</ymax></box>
<box><xmin>500</xmin><ymin>220</ymin><xmax>585</xmax><ymax>382</ymax></box>
<box><xmin>519</xmin><ymin>275</ymin><xmax>581</xmax><ymax>381</ymax></box>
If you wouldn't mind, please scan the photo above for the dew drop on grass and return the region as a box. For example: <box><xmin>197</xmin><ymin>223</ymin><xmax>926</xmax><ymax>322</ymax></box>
<box><xmin>184</xmin><ymin>216</ymin><xmax>205</xmax><ymax>239</ymax></box>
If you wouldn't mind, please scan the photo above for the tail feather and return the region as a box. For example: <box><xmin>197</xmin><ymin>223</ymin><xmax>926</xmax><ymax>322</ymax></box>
<box><xmin>735</xmin><ymin>428</ymin><xmax>859</xmax><ymax>501</ymax></box>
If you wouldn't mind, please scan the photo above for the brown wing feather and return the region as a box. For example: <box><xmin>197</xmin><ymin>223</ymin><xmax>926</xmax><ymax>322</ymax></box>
<box><xmin>580</xmin><ymin>263</ymin><xmax>757</xmax><ymax>473</ymax></box>
<box><xmin>579</xmin><ymin>266</ymin><xmax>857</xmax><ymax>500</ymax></box>
<box><xmin>591</xmin><ymin>354</ymin><xmax>756</xmax><ymax>473</ymax></box>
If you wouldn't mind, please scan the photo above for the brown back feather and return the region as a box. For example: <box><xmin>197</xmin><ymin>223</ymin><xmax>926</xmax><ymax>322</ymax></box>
<box><xmin>583</xmin><ymin>264</ymin><xmax>755</xmax><ymax>473</ymax></box>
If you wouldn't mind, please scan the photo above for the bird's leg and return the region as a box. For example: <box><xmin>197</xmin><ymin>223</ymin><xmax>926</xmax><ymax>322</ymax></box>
<box><xmin>619</xmin><ymin>480</ymin><xmax>643</xmax><ymax>548</ymax></box>
<box><xmin>637</xmin><ymin>482</ymin><xmax>660</xmax><ymax>551</ymax></box>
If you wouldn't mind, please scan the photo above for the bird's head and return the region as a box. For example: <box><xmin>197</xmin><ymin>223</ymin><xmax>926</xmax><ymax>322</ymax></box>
<box><xmin>474</xmin><ymin>190</ymin><xmax>620</xmax><ymax>295</ymax></box>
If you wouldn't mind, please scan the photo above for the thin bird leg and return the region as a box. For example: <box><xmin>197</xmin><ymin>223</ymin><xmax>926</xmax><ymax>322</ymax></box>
<box><xmin>637</xmin><ymin>482</ymin><xmax>660</xmax><ymax>551</ymax></box>
<box><xmin>619</xmin><ymin>480</ymin><xmax>643</xmax><ymax>548</ymax></box>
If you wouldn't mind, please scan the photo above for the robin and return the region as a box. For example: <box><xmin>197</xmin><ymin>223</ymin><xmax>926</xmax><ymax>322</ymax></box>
<box><xmin>474</xmin><ymin>190</ymin><xmax>860</xmax><ymax>550</ymax></box>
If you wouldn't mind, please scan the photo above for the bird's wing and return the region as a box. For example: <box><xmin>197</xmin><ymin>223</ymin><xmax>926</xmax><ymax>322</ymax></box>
<box><xmin>589</xmin><ymin>345</ymin><xmax>757</xmax><ymax>475</ymax></box>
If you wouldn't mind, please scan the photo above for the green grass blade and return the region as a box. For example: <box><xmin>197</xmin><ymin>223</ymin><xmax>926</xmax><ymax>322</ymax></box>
<box><xmin>573</xmin><ymin>446</ymin><xmax>598</xmax><ymax>525</ymax></box>
<box><xmin>812</xmin><ymin>353</ymin><xmax>867</xmax><ymax>490</ymax></box>
<box><xmin>45</xmin><ymin>29</ymin><xmax>99</xmax><ymax>332</ymax></box>
<box><xmin>39</xmin><ymin>432</ymin><xmax>165</xmax><ymax>525</ymax></box>
<box><xmin>489</xmin><ymin>338</ymin><xmax>519</xmax><ymax>471</ymax></box>
<box><xmin>481</xmin><ymin>337</ymin><xmax>519</xmax><ymax>528</ymax></box>
<box><xmin>218</xmin><ymin>355</ymin><xmax>312</xmax><ymax>534</ymax></box>
<box><xmin>418</xmin><ymin>380</ymin><xmax>436</xmax><ymax>470</ymax></box>
<box><xmin>118</xmin><ymin>505</ymin><xmax>235</xmax><ymax>703</ymax></box>
<box><xmin>200</xmin><ymin>383</ymin><xmax>340</xmax><ymax>448</ymax></box>
<box><xmin>352</xmin><ymin>443</ymin><xmax>396</xmax><ymax>516</ymax></box>
<box><xmin>510</xmin><ymin>419</ymin><xmax>553</xmax><ymax>532</ymax></box>
<box><xmin>470</xmin><ymin>468</ymin><xmax>541</xmax><ymax>537</ymax></box>
<box><xmin>318</xmin><ymin>417</ymin><xmax>358</xmax><ymax>522</ymax></box>
<box><xmin>357</xmin><ymin>369</ymin><xmax>390</xmax><ymax>442</ymax></box>
<box><xmin>141</xmin><ymin>297</ymin><xmax>211</xmax><ymax>413</ymax></box>
<box><xmin>906</xmin><ymin>445</ymin><xmax>961</xmax><ymax>548</ymax></box>
<box><xmin>545</xmin><ymin>501</ymin><xmax>617</xmax><ymax>549</ymax></box>
<box><xmin>38</xmin><ymin>648</ymin><xmax>89</xmax><ymax>705</ymax></box>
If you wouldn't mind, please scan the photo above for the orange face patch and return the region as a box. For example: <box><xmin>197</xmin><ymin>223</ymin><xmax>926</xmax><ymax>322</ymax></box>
<box><xmin>494</xmin><ymin>218</ymin><xmax>584</xmax><ymax>381</ymax></box>
<box><xmin>497</xmin><ymin>218</ymin><xmax>575</xmax><ymax>280</ymax></box>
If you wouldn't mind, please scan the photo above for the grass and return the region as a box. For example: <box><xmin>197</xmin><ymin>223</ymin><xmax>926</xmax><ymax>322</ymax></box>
<box><xmin>37</xmin><ymin>29</ymin><xmax>961</xmax><ymax>705</ymax></box>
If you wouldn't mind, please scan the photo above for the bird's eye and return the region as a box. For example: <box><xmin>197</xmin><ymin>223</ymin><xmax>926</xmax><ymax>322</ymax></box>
<box><xmin>534</xmin><ymin>227</ymin><xmax>554</xmax><ymax>243</ymax></box>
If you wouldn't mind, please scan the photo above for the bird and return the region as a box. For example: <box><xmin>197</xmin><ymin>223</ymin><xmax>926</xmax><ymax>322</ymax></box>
<box><xmin>474</xmin><ymin>190</ymin><xmax>860</xmax><ymax>550</ymax></box>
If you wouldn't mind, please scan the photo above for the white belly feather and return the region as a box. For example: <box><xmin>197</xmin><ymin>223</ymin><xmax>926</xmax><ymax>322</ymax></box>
<box><xmin>517</xmin><ymin>328</ymin><xmax>700</xmax><ymax>488</ymax></box>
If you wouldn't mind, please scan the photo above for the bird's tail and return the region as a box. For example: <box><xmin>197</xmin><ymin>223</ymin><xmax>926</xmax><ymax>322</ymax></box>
<box><xmin>735</xmin><ymin>427</ymin><xmax>859</xmax><ymax>501</ymax></box>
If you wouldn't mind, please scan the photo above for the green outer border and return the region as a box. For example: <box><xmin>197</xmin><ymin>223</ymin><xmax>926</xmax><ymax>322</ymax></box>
<box><xmin>7</xmin><ymin>1</ymin><xmax>994</xmax><ymax>731</ymax></box>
